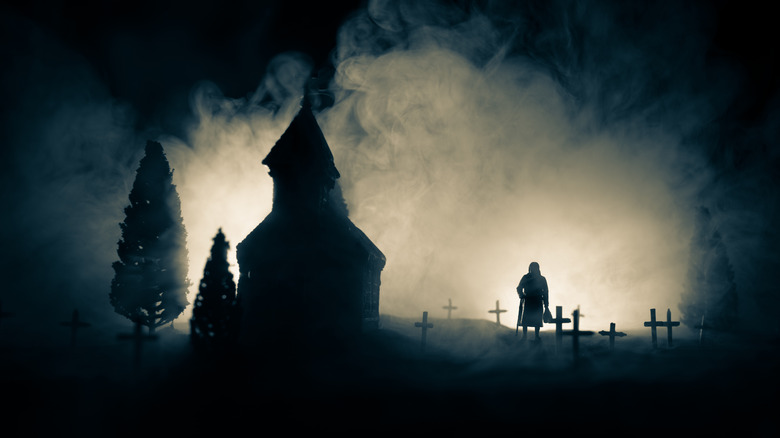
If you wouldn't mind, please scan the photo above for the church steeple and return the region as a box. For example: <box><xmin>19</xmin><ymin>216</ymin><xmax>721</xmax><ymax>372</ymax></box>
<box><xmin>262</xmin><ymin>100</ymin><xmax>340</xmax><ymax>214</ymax></box>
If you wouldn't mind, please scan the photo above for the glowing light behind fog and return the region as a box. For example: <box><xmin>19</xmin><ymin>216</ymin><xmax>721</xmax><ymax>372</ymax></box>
<box><xmin>164</xmin><ymin>20</ymin><xmax>708</xmax><ymax>334</ymax></box>
<box><xmin>318</xmin><ymin>46</ymin><xmax>700</xmax><ymax>332</ymax></box>
<box><xmin>165</xmin><ymin>87</ymin><xmax>298</xmax><ymax>328</ymax></box>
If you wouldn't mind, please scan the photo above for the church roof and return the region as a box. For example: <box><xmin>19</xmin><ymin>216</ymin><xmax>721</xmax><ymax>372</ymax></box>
<box><xmin>240</xmin><ymin>97</ymin><xmax>384</xmax><ymax>264</ymax></box>
<box><xmin>262</xmin><ymin>100</ymin><xmax>340</xmax><ymax>184</ymax></box>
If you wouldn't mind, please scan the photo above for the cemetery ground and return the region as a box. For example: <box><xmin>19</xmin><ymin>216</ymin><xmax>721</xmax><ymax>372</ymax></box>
<box><xmin>1</xmin><ymin>314</ymin><xmax>778</xmax><ymax>436</ymax></box>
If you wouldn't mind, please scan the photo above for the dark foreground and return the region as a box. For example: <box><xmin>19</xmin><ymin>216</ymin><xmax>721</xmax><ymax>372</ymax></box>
<box><xmin>2</xmin><ymin>317</ymin><xmax>779</xmax><ymax>435</ymax></box>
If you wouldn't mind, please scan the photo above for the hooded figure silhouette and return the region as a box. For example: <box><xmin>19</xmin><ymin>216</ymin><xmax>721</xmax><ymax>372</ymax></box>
<box><xmin>517</xmin><ymin>262</ymin><xmax>549</xmax><ymax>340</ymax></box>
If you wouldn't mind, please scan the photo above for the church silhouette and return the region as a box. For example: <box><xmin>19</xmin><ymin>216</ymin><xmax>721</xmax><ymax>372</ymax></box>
<box><xmin>236</xmin><ymin>99</ymin><xmax>385</xmax><ymax>358</ymax></box>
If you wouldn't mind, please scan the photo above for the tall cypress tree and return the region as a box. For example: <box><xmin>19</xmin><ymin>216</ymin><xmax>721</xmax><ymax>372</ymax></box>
<box><xmin>190</xmin><ymin>228</ymin><xmax>239</xmax><ymax>350</ymax></box>
<box><xmin>110</xmin><ymin>140</ymin><xmax>189</xmax><ymax>332</ymax></box>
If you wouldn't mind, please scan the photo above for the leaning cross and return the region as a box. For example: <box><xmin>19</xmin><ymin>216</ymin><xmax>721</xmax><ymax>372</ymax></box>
<box><xmin>548</xmin><ymin>305</ymin><xmax>572</xmax><ymax>348</ymax></box>
<box><xmin>598</xmin><ymin>322</ymin><xmax>627</xmax><ymax>349</ymax></box>
<box><xmin>644</xmin><ymin>308</ymin><xmax>665</xmax><ymax>349</ymax></box>
<box><xmin>442</xmin><ymin>298</ymin><xmax>458</xmax><ymax>320</ymax></box>
<box><xmin>118</xmin><ymin>320</ymin><xmax>158</xmax><ymax>370</ymax></box>
<box><xmin>414</xmin><ymin>311</ymin><xmax>434</xmax><ymax>351</ymax></box>
<box><xmin>60</xmin><ymin>309</ymin><xmax>91</xmax><ymax>347</ymax></box>
<box><xmin>694</xmin><ymin>313</ymin><xmax>707</xmax><ymax>345</ymax></box>
<box><xmin>659</xmin><ymin>308</ymin><xmax>680</xmax><ymax>347</ymax></box>
<box><xmin>561</xmin><ymin>308</ymin><xmax>593</xmax><ymax>361</ymax></box>
<box><xmin>488</xmin><ymin>300</ymin><xmax>507</xmax><ymax>326</ymax></box>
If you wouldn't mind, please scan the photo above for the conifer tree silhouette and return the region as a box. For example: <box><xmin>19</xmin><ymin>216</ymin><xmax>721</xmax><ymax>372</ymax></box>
<box><xmin>110</xmin><ymin>140</ymin><xmax>190</xmax><ymax>333</ymax></box>
<box><xmin>190</xmin><ymin>228</ymin><xmax>239</xmax><ymax>350</ymax></box>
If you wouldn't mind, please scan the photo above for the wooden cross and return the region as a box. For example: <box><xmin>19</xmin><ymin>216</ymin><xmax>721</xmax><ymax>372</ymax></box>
<box><xmin>548</xmin><ymin>305</ymin><xmax>572</xmax><ymax>348</ymax></box>
<box><xmin>561</xmin><ymin>308</ymin><xmax>593</xmax><ymax>361</ymax></box>
<box><xmin>644</xmin><ymin>308</ymin><xmax>665</xmax><ymax>349</ymax></box>
<box><xmin>442</xmin><ymin>298</ymin><xmax>458</xmax><ymax>320</ymax></box>
<box><xmin>118</xmin><ymin>320</ymin><xmax>158</xmax><ymax>370</ymax></box>
<box><xmin>60</xmin><ymin>309</ymin><xmax>91</xmax><ymax>347</ymax></box>
<box><xmin>488</xmin><ymin>300</ymin><xmax>507</xmax><ymax>326</ymax></box>
<box><xmin>660</xmin><ymin>308</ymin><xmax>680</xmax><ymax>347</ymax></box>
<box><xmin>414</xmin><ymin>311</ymin><xmax>433</xmax><ymax>351</ymax></box>
<box><xmin>598</xmin><ymin>322</ymin><xmax>627</xmax><ymax>349</ymax></box>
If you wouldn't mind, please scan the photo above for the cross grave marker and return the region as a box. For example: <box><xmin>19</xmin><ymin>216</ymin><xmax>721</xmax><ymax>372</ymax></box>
<box><xmin>547</xmin><ymin>305</ymin><xmax>572</xmax><ymax>348</ymax></box>
<box><xmin>694</xmin><ymin>313</ymin><xmax>707</xmax><ymax>345</ymax></box>
<box><xmin>644</xmin><ymin>308</ymin><xmax>665</xmax><ymax>349</ymax></box>
<box><xmin>442</xmin><ymin>298</ymin><xmax>458</xmax><ymax>320</ymax></box>
<box><xmin>414</xmin><ymin>311</ymin><xmax>433</xmax><ymax>351</ymax></box>
<box><xmin>561</xmin><ymin>308</ymin><xmax>593</xmax><ymax>362</ymax></box>
<box><xmin>488</xmin><ymin>300</ymin><xmax>507</xmax><ymax>326</ymax></box>
<box><xmin>660</xmin><ymin>308</ymin><xmax>680</xmax><ymax>347</ymax></box>
<box><xmin>60</xmin><ymin>309</ymin><xmax>91</xmax><ymax>347</ymax></box>
<box><xmin>598</xmin><ymin>322</ymin><xmax>627</xmax><ymax>349</ymax></box>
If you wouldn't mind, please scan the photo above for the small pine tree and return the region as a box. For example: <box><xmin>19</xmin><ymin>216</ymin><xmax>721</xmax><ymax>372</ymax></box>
<box><xmin>190</xmin><ymin>228</ymin><xmax>239</xmax><ymax>350</ymax></box>
<box><xmin>110</xmin><ymin>140</ymin><xmax>190</xmax><ymax>332</ymax></box>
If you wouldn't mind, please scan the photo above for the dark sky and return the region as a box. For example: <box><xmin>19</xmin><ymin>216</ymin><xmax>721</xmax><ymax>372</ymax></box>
<box><xmin>2</xmin><ymin>0</ymin><xmax>364</xmax><ymax>137</ymax></box>
<box><xmin>1</xmin><ymin>0</ymin><xmax>778</xmax><ymax>343</ymax></box>
<box><xmin>2</xmin><ymin>0</ymin><xmax>777</xmax><ymax>148</ymax></box>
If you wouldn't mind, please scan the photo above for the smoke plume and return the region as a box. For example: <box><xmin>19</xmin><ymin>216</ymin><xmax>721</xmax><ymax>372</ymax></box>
<box><xmin>168</xmin><ymin>0</ymin><xmax>779</xmax><ymax>333</ymax></box>
<box><xmin>3</xmin><ymin>1</ymin><xmax>777</xmax><ymax>344</ymax></box>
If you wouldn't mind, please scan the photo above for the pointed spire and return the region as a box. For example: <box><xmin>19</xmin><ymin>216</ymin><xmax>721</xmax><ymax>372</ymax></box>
<box><xmin>262</xmin><ymin>101</ymin><xmax>341</xmax><ymax>213</ymax></box>
<box><xmin>262</xmin><ymin>102</ymin><xmax>340</xmax><ymax>184</ymax></box>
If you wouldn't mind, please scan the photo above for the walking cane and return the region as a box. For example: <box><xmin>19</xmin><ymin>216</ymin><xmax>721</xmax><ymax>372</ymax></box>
<box><xmin>515</xmin><ymin>298</ymin><xmax>524</xmax><ymax>336</ymax></box>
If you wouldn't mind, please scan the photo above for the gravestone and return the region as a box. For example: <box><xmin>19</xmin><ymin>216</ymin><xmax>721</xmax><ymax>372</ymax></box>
<box><xmin>414</xmin><ymin>311</ymin><xmax>433</xmax><ymax>351</ymax></box>
<box><xmin>660</xmin><ymin>308</ymin><xmax>680</xmax><ymax>347</ymax></box>
<box><xmin>546</xmin><ymin>305</ymin><xmax>572</xmax><ymax>348</ymax></box>
<box><xmin>598</xmin><ymin>322</ymin><xmax>626</xmax><ymax>349</ymax></box>
<box><xmin>488</xmin><ymin>300</ymin><xmax>507</xmax><ymax>326</ymax></box>
<box><xmin>60</xmin><ymin>309</ymin><xmax>91</xmax><ymax>347</ymax></box>
<box><xmin>644</xmin><ymin>308</ymin><xmax>666</xmax><ymax>349</ymax></box>
<box><xmin>442</xmin><ymin>298</ymin><xmax>458</xmax><ymax>320</ymax></box>
<box><xmin>561</xmin><ymin>308</ymin><xmax>593</xmax><ymax>361</ymax></box>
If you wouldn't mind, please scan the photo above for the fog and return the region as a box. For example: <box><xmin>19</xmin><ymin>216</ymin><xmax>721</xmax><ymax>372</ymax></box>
<box><xmin>165</xmin><ymin>0</ymin><xmax>765</xmax><ymax>333</ymax></box>
<box><xmin>1</xmin><ymin>0</ymin><xmax>777</xmax><ymax>347</ymax></box>
<box><xmin>1</xmin><ymin>2</ymin><xmax>778</xmax><ymax>435</ymax></box>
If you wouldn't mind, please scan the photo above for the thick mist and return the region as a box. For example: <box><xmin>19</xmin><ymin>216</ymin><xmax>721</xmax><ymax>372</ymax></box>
<box><xmin>317</xmin><ymin>1</ymin><xmax>714</xmax><ymax>330</ymax></box>
<box><xmin>0</xmin><ymin>15</ymin><xmax>143</xmax><ymax>344</ymax></box>
<box><xmin>166</xmin><ymin>0</ymin><xmax>778</xmax><ymax>333</ymax></box>
<box><xmin>318</xmin><ymin>1</ymin><xmax>778</xmax><ymax>332</ymax></box>
<box><xmin>2</xmin><ymin>1</ymin><xmax>777</xmax><ymax>344</ymax></box>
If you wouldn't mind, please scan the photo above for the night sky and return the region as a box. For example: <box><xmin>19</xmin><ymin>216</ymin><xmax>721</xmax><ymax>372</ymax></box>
<box><xmin>1</xmin><ymin>0</ymin><xmax>778</xmax><ymax>343</ymax></box>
